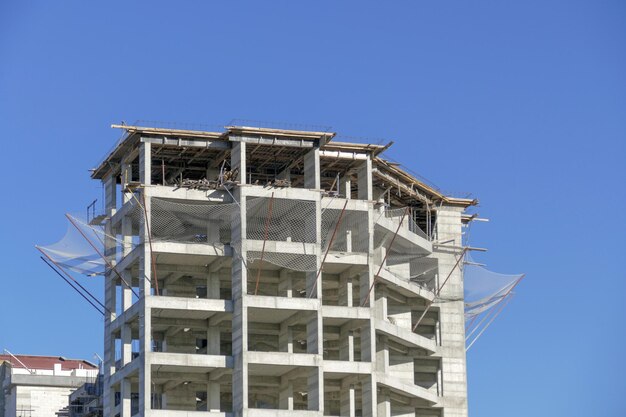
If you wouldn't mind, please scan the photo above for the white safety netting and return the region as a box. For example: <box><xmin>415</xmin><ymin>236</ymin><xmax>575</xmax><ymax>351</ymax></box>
<box><xmin>463</xmin><ymin>254</ymin><xmax>524</xmax><ymax>350</ymax></box>
<box><xmin>373</xmin><ymin>208</ymin><xmax>436</xmax><ymax>292</ymax></box>
<box><xmin>38</xmin><ymin>195</ymin><xmax>438</xmax><ymax>291</ymax></box>
<box><xmin>151</xmin><ymin>198</ymin><xmax>236</xmax><ymax>245</ymax></box>
<box><xmin>322</xmin><ymin>207</ymin><xmax>369</xmax><ymax>253</ymax></box>
<box><xmin>37</xmin><ymin>214</ymin><xmax>111</xmax><ymax>276</ymax></box>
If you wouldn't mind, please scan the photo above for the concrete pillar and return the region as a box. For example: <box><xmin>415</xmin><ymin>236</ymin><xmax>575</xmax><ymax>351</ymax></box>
<box><xmin>340</xmin><ymin>175</ymin><xmax>351</xmax><ymax>199</ymax></box>
<box><xmin>207</xmin><ymin>325</ymin><xmax>220</xmax><ymax>355</ymax></box>
<box><xmin>304</xmin><ymin>148</ymin><xmax>320</xmax><ymax>189</ymax></box>
<box><xmin>121</xmin><ymin>323</ymin><xmax>132</xmax><ymax>366</ymax></box>
<box><xmin>231</xmin><ymin>142</ymin><xmax>246</xmax><ymax>185</ymax></box>
<box><xmin>433</xmin><ymin>205</ymin><xmax>468</xmax><ymax>416</ymax></box>
<box><xmin>308</xmin><ymin>367</ymin><xmax>323</xmax><ymax>411</ymax></box>
<box><xmin>357</xmin><ymin>157</ymin><xmax>373</xmax><ymax>200</ymax></box>
<box><xmin>375</xmin><ymin>286</ymin><xmax>388</xmax><ymax>321</ymax></box>
<box><xmin>340</xmin><ymin>381</ymin><xmax>356</xmax><ymax>417</ymax></box>
<box><xmin>231</xmin><ymin>188</ymin><xmax>248</xmax><ymax>416</ymax></box>
<box><xmin>279</xmin><ymin>322</ymin><xmax>293</xmax><ymax>353</ymax></box>
<box><xmin>361</xmin><ymin>374</ymin><xmax>376</xmax><ymax>417</ymax></box>
<box><xmin>207</xmin><ymin>219</ymin><xmax>220</xmax><ymax>243</ymax></box>
<box><xmin>207</xmin><ymin>270</ymin><xmax>220</xmax><ymax>299</ymax></box>
<box><xmin>139</xmin><ymin>141</ymin><xmax>151</xmax><ymax>186</ymax></box>
<box><xmin>339</xmin><ymin>323</ymin><xmax>354</xmax><ymax>362</ymax></box>
<box><xmin>278</xmin><ymin>270</ymin><xmax>293</xmax><ymax>298</ymax></box>
<box><xmin>339</xmin><ymin>272</ymin><xmax>353</xmax><ymax>307</ymax></box>
<box><xmin>121</xmin><ymin>378</ymin><xmax>131</xmax><ymax>416</ymax></box>
<box><xmin>377</xmin><ymin>335</ymin><xmax>389</xmax><ymax>373</ymax></box>
<box><xmin>362</xmin><ymin>199</ymin><xmax>378</xmax><ymax>417</ymax></box>
<box><xmin>103</xmin><ymin>174</ymin><xmax>117</xmax><ymax>417</ymax></box>
<box><xmin>138</xmin><ymin>188</ymin><xmax>153</xmax><ymax>412</ymax></box>
<box><xmin>377</xmin><ymin>388</ymin><xmax>391</xmax><ymax>417</ymax></box>
<box><xmin>279</xmin><ymin>379</ymin><xmax>294</xmax><ymax>410</ymax></box>
<box><xmin>360</xmin><ymin>321</ymin><xmax>373</xmax><ymax>363</ymax></box>
<box><xmin>121</xmin><ymin>161</ymin><xmax>132</xmax><ymax>204</ymax></box>
<box><xmin>207</xmin><ymin>381</ymin><xmax>220</xmax><ymax>412</ymax></box>
<box><xmin>121</xmin><ymin>217</ymin><xmax>133</xmax><ymax>311</ymax></box>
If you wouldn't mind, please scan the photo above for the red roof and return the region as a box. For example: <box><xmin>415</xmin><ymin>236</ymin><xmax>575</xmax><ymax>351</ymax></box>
<box><xmin>0</xmin><ymin>354</ymin><xmax>97</xmax><ymax>371</ymax></box>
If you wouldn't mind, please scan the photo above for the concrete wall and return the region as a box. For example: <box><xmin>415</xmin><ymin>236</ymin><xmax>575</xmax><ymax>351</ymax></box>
<box><xmin>433</xmin><ymin>207</ymin><xmax>468</xmax><ymax>417</ymax></box>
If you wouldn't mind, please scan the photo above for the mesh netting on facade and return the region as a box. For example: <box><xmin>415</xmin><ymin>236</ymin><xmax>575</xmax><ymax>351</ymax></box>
<box><xmin>463</xmin><ymin>254</ymin><xmax>523</xmax><ymax>349</ymax></box>
<box><xmin>372</xmin><ymin>208</ymin><xmax>437</xmax><ymax>291</ymax></box>
<box><xmin>151</xmin><ymin>198</ymin><xmax>237</xmax><ymax>245</ymax></box>
<box><xmin>37</xmin><ymin>214</ymin><xmax>110</xmax><ymax>276</ymax></box>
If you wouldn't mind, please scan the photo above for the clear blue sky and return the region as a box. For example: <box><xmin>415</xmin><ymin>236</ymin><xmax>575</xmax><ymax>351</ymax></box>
<box><xmin>1</xmin><ymin>1</ymin><xmax>624</xmax><ymax>416</ymax></box>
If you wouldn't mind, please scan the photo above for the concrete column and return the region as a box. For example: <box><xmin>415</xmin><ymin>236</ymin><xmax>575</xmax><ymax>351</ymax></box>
<box><xmin>340</xmin><ymin>381</ymin><xmax>356</xmax><ymax>417</ymax></box>
<box><xmin>279</xmin><ymin>322</ymin><xmax>293</xmax><ymax>353</ymax></box>
<box><xmin>377</xmin><ymin>335</ymin><xmax>389</xmax><ymax>373</ymax></box>
<box><xmin>103</xmin><ymin>174</ymin><xmax>117</xmax><ymax>417</ymax></box>
<box><xmin>121</xmin><ymin>323</ymin><xmax>132</xmax><ymax>366</ymax></box>
<box><xmin>138</xmin><ymin>188</ymin><xmax>153</xmax><ymax>412</ymax></box>
<box><xmin>339</xmin><ymin>323</ymin><xmax>354</xmax><ymax>362</ymax></box>
<box><xmin>231</xmin><ymin>142</ymin><xmax>246</xmax><ymax>185</ymax></box>
<box><xmin>361</xmin><ymin>374</ymin><xmax>376</xmax><ymax>417</ymax></box>
<box><xmin>279</xmin><ymin>379</ymin><xmax>294</xmax><ymax>410</ymax></box>
<box><xmin>304</xmin><ymin>148</ymin><xmax>320</xmax><ymax>189</ymax></box>
<box><xmin>121</xmin><ymin>161</ymin><xmax>132</xmax><ymax>204</ymax></box>
<box><xmin>121</xmin><ymin>217</ymin><xmax>133</xmax><ymax>311</ymax></box>
<box><xmin>139</xmin><ymin>141</ymin><xmax>151</xmax><ymax>185</ymax></box>
<box><xmin>231</xmin><ymin>188</ymin><xmax>248</xmax><ymax>416</ymax></box>
<box><xmin>340</xmin><ymin>175</ymin><xmax>351</xmax><ymax>199</ymax></box>
<box><xmin>375</xmin><ymin>286</ymin><xmax>388</xmax><ymax>321</ymax></box>
<box><xmin>357</xmin><ymin>157</ymin><xmax>373</xmax><ymax>200</ymax></box>
<box><xmin>207</xmin><ymin>325</ymin><xmax>221</xmax><ymax>355</ymax></box>
<box><xmin>278</xmin><ymin>270</ymin><xmax>293</xmax><ymax>298</ymax></box>
<box><xmin>338</xmin><ymin>272</ymin><xmax>353</xmax><ymax>307</ymax></box>
<box><xmin>377</xmin><ymin>388</ymin><xmax>391</xmax><ymax>417</ymax></box>
<box><xmin>360</xmin><ymin>321</ymin><xmax>373</xmax><ymax>362</ymax></box>
<box><xmin>362</xmin><ymin>200</ymin><xmax>378</xmax><ymax>417</ymax></box>
<box><xmin>121</xmin><ymin>378</ymin><xmax>131</xmax><ymax>416</ymax></box>
<box><xmin>104</xmin><ymin>174</ymin><xmax>117</xmax><ymax>215</ymax></box>
<box><xmin>207</xmin><ymin>270</ymin><xmax>221</xmax><ymax>299</ymax></box>
<box><xmin>207</xmin><ymin>381</ymin><xmax>220</xmax><ymax>412</ymax></box>
<box><xmin>433</xmin><ymin>206</ymin><xmax>468</xmax><ymax>416</ymax></box>
<box><xmin>308</xmin><ymin>367</ymin><xmax>323</xmax><ymax>412</ymax></box>
<box><xmin>308</xmin><ymin>190</ymin><xmax>324</xmax><ymax>412</ymax></box>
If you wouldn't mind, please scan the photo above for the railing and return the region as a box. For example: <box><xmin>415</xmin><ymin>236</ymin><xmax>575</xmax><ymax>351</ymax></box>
<box><xmin>384</xmin><ymin>207</ymin><xmax>429</xmax><ymax>240</ymax></box>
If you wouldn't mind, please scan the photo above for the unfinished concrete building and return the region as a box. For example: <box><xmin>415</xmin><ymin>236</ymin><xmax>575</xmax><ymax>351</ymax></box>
<box><xmin>90</xmin><ymin>124</ymin><xmax>475</xmax><ymax>417</ymax></box>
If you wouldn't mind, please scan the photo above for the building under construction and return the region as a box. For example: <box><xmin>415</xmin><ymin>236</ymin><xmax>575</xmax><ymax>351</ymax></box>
<box><xmin>86</xmin><ymin>124</ymin><xmax>480</xmax><ymax>417</ymax></box>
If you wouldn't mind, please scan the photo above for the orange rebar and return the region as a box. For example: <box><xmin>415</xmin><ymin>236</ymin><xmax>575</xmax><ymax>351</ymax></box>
<box><xmin>361</xmin><ymin>207</ymin><xmax>409</xmax><ymax>307</ymax></box>
<box><xmin>254</xmin><ymin>193</ymin><xmax>275</xmax><ymax>296</ymax></box>
<box><xmin>308</xmin><ymin>199</ymin><xmax>349</xmax><ymax>299</ymax></box>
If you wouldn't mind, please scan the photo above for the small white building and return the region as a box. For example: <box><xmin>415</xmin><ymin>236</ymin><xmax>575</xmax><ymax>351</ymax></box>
<box><xmin>0</xmin><ymin>354</ymin><xmax>99</xmax><ymax>417</ymax></box>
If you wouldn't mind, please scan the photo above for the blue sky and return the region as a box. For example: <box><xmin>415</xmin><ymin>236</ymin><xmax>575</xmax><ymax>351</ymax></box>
<box><xmin>1</xmin><ymin>1</ymin><xmax>624</xmax><ymax>416</ymax></box>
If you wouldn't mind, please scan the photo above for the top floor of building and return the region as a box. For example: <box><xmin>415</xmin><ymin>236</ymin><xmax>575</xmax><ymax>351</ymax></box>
<box><xmin>91</xmin><ymin>124</ymin><xmax>475</xmax><ymax>209</ymax></box>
